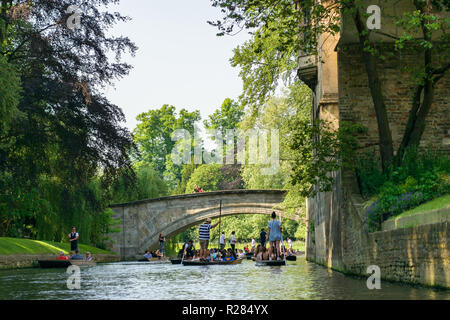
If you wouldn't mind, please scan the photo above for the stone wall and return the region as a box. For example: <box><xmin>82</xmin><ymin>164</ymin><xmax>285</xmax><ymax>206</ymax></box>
<box><xmin>305</xmin><ymin>38</ymin><xmax>450</xmax><ymax>288</ymax></box>
<box><xmin>0</xmin><ymin>254</ymin><xmax>120</xmax><ymax>270</ymax></box>
<box><xmin>338</xmin><ymin>43</ymin><xmax>450</xmax><ymax>154</ymax></box>
<box><xmin>306</xmin><ymin>175</ymin><xmax>450</xmax><ymax>288</ymax></box>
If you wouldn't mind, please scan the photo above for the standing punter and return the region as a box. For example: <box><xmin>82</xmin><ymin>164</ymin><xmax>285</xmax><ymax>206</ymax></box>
<box><xmin>267</xmin><ymin>211</ymin><xmax>283</xmax><ymax>261</ymax></box>
<box><xmin>68</xmin><ymin>226</ymin><xmax>79</xmax><ymax>252</ymax></box>
<box><xmin>219</xmin><ymin>232</ymin><xmax>226</xmax><ymax>250</ymax></box>
<box><xmin>199</xmin><ymin>218</ymin><xmax>220</xmax><ymax>261</ymax></box>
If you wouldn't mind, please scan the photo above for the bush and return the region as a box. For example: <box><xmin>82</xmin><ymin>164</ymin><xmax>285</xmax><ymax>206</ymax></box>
<box><xmin>358</xmin><ymin>147</ymin><xmax>450</xmax><ymax>232</ymax></box>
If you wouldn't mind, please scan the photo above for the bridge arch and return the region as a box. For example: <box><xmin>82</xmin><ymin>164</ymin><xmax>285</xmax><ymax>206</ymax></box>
<box><xmin>108</xmin><ymin>190</ymin><xmax>287</xmax><ymax>259</ymax></box>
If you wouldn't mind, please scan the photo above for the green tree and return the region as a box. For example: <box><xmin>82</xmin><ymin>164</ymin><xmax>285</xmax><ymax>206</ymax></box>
<box><xmin>0</xmin><ymin>0</ymin><xmax>138</xmax><ymax>243</ymax></box>
<box><xmin>133</xmin><ymin>105</ymin><xmax>200</xmax><ymax>179</ymax></box>
<box><xmin>204</xmin><ymin>98</ymin><xmax>244</xmax><ymax>135</ymax></box>
<box><xmin>0</xmin><ymin>55</ymin><xmax>21</xmax><ymax>134</ymax></box>
<box><xmin>210</xmin><ymin>0</ymin><xmax>450</xmax><ymax>171</ymax></box>
<box><xmin>110</xmin><ymin>165</ymin><xmax>168</xmax><ymax>204</ymax></box>
<box><xmin>185</xmin><ymin>164</ymin><xmax>223</xmax><ymax>193</ymax></box>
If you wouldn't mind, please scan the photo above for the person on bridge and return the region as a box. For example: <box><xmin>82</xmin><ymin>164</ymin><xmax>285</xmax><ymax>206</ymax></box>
<box><xmin>198</xmin><ymin>218</ymin><xmax>220</xmax><ymax>261</ymax></box>
<box><xmin>267</xmin><ymin>211</ymin><xmax>283</xmax><ymax>261</ymax></box>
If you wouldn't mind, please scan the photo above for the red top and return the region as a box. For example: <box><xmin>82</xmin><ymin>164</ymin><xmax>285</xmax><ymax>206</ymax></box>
<box><xmin>57</xmin><ymin>256</ymin><xmax>68</xmax><ymax>260</ymax></box>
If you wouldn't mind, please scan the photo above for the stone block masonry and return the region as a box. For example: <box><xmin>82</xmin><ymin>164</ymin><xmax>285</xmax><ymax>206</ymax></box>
<box><xmin>338</xmin><ymin>44</ymin><xmax>450</xmax><ymax>155</ymax></box>
<box><xmin>306</xmin><ymin>174</ymin><xmax>450</xmax><ymax>288</ymax></box>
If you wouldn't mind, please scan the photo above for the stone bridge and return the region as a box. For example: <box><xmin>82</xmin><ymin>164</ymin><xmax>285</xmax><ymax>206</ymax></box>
<box><xmin>108</xmin><ymin>189</ymin><xmax>287</xmax><ymax>260</ymax></box>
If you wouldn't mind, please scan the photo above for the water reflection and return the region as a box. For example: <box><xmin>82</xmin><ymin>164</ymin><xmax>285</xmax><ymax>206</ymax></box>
<box><xmin>0</xmin><ymin>258</ymin><xmax>448</xmax><ymax>300</ymax></box>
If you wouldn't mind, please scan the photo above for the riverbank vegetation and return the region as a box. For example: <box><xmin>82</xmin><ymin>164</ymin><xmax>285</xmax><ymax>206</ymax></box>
<box><xmin>1</xmin><ymin>1</ymin><xmax>448</xmax><ymax>251</ymax></box>
<box><xmin>209</xmin><ymin>0</ymin><xmax>450</xmax><ymax>232</ymax></box>
<box><xmin>0</xmin><ymin>237</ymin><xmax>114</xmax><ymax>255</ymax></box>
<box><xmin>359</xmin><ymin>148</ymin><xmax>449</xmax><ymax>231</ymax></box>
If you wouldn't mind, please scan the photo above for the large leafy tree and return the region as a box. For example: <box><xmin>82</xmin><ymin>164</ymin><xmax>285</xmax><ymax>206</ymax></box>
<box><xmin>0</xmin><ymin>0</ymin><xmax>138</xmax><ymax>240</ymax></box>
<box><xmin>204</xmin><ymin>98</ymin><xmax>245</xmax><ymax>189</ymax></box>
<box><xmin>133</xmin><ymin>105</ymin><xmax>201</xmax><ymax>178</ymax></box>
<box><xmin>209</xmin><ymin>0</ymin><xmax>450</xmax><ymax>172</ymax></box>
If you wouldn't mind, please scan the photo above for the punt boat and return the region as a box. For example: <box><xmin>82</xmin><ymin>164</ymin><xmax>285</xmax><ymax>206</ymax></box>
<box><xmin>286</xmin><ymin>255</ymin><xmax>297</xmax><ymax>261</ymax></box>
<box><xmin>170</xmin><ymin>258</ymin><xmax>182</xmax><ymax>264</ymax></box>
<box><xmin>255</xmin><ymin>260</ymin><xmax>286</xmax><ymax>266</ymax></box>
<box><xmin>182</xmin><ymin>259</ymin><xmax>243</xmax><ymax>266</ymax></box>
<box><xmin>38</xmin><ymin>259</ymin><xmax>96</xmax><ymax>268</ymax></box>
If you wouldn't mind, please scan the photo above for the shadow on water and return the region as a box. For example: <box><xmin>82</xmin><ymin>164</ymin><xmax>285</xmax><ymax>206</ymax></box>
<box><xmin>0</xmin><ymin>258</ymin><xmax>448</xmax><ymax>300</ymax></box>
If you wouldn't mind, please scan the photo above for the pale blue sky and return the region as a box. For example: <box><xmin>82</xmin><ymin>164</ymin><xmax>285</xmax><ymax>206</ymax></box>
<box><xmin>104</xmin><ymin>0</ymin><xmax>251</xmax><ymax>132</ymax></box>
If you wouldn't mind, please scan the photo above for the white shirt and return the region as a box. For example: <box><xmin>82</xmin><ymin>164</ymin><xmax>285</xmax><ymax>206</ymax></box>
<box><xmin>220</xmin><ymin>234</ymin><xmax>225</xmax><ymax>245</ymax></box>
<box><xmin>251</xmin><ymin>239</ymin><xmax>256</xmax><ymax>247</ymax></box>
<box><xmin>230</xmin><ymin>234</ymin><xmax>236</xmax><ymax>244</ymax></box>
<box><xmin>288</xmin><ymin>239</ymin><xmax>292</xmax><ymax>248</ymax></box>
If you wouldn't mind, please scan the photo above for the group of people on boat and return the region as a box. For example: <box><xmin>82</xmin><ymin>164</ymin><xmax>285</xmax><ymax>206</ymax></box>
<box><xmin>141</xmin><ymin>210</ymin><xmax>296</xmax><ymax>263</ymax></box>
<box><xmin>179</xmin><ymin>246</ymin><xmax>238</xmax><ymax>262</ymax></box>
<box><xmin>53</xmin><ymin>226</ymin><xmax>93</xmax><ymax>261</ymax></box>
<box><xmin>56</xmin><ymin>250</ymin><xmax>93</xmax><ymax>261</ymax></box>
<box><xmin>185</xmin><ymin>211</ymin><xmax>292</xmax><ymax>262</ymax></box>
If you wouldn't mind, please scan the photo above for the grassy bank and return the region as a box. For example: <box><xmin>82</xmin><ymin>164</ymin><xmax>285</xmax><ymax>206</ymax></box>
<box><xmin>0</xmin><ymin>237</ymin><xmax>115</xmax><ymax>255</ymax></box>
<box><xmin>386</xmin><ymin>194</ymin><xmax>450</xmax><ymax>221</ymax></box>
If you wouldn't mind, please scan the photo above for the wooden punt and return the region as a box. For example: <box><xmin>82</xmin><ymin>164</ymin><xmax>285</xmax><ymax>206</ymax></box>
<box><xmin>38</xmin><ymin>259</ymin><xmax>96</xmax><ymax>268</ymax></box>
<box><xmin>137</xmin><ymin>257</ymin><xmax>170</xmax><ymax>263</ymax></box>
<box><xmin>38</xmin><ymin>260</ymin><xmax>72</xmax><ymax>268</ymax></box>
<box><xmin>70</xmin><ymin>260</ymin><xmax>96</xmax><ymax>267</ymax></box>
<box><xmin>245</xmin><ymin>252</ymin><xmax>254</xmax><ymax>260</ymax></box>
<box><xmin>182</xmin><ymin>259</ymin><xmax>243</xmax><ymax>266</ymax></box>
<box><xmin>255</xmin><ymin>260</ymin><xmax>286</xmax><ymax>266</ymax></box>
<box><xmin>286</xmin><ymin>255</ymin><xmax>297</xmax><ymax>261</ymax></box>
<box><xmin>170</xmin><ymin>258</ymin><xmax>182</xmax><ymax>264</ymax></box>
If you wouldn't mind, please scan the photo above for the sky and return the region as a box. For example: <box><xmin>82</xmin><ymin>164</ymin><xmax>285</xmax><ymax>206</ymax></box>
<box><xmin>103</xmin><ymin>0</ymin><xmax>251</xmax><ymax>132</ymax></box>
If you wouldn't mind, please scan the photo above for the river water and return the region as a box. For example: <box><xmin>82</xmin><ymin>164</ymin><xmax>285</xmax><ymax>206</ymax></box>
<box><xmin>0</xmin><ymin>258</ymin><xmax>448</xmax><ymax>300</ymax></box>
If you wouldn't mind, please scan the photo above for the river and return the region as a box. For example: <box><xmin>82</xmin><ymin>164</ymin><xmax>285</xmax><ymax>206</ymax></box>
<box><xmin>0</xmin><ymin>258</ymin><xmax>448</xmax><ymax>300</ymax></box>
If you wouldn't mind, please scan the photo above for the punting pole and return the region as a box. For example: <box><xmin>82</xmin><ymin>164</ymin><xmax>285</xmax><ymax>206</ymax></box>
<box><xmin>280</xmin><ymin>212</ymin><xmax>285</xmax><ymax>261</ymax></box>
<box><xmin>218</xmin><ymin>200</ymin><xmax>222</xmax><ymax>248</ymax></box>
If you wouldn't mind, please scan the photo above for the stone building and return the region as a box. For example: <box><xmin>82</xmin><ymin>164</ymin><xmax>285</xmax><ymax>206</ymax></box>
<box><xmin>299</xmin><ymin>0</ymin><xmax>450</xmax><ymax>287</ymax></box>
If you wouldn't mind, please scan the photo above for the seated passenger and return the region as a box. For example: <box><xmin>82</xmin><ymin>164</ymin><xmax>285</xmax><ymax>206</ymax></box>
<box><xmin>70</xmin><ymin>249</ymin><xmax>84</xmax><ymax>260</ymax></box>
<box><xmin>224</xmin><ymin>251</ymin><xmax>235</xmax><ymax>261</ymax></box>
<box><xmin>185</xmin><ymin>241</ymin><xmax>195</xmax><ymax>260</ymax></box>
<box><xmin>144</xmin><ymin>250</ymin><xmax>153</xmax><ymax>259</ymax></box>
<box><xmin>209</xmin><ymin>249</ymin><xmax>216</xmax><ymax>261</ymax></box>
<box><xmin>262</xmin><ymin>247</ymin><xmax>270</xmax><ymax>260</ymax></box>
<box><xmin>84</xmin><ymin>252</ymin><xmax>93</xmax><ymax>261</ymax></box>
<box><xmin>57</xmin><ymin>251</ymin><xmax>68</xmax><ymax>260</ymax></box>
<box><xmin>254</xmin><ymin>245</ymin><xmax>262</xmax><ymax>261</ymax></box>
